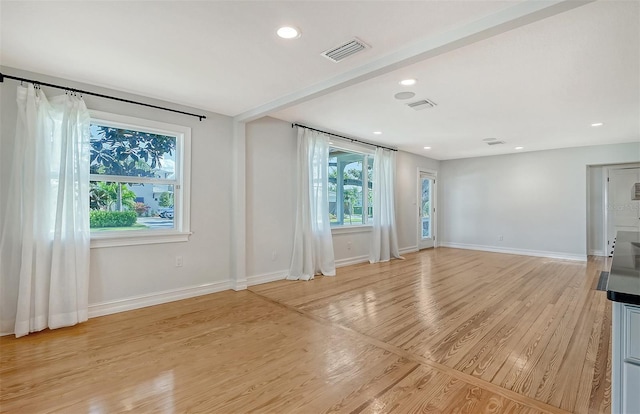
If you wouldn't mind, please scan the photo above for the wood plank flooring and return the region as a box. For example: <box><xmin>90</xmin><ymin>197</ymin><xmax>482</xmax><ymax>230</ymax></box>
<box><xmin>0</xmin><ymin>248</ymin><xmax>610</xmax><ymax>413</ymax></box>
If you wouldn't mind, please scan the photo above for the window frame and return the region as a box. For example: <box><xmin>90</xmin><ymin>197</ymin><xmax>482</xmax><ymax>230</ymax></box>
<box><xmin>89</xmin><ymin>111</ymin><xmax>192</xmax><ymax>248</ymax></box>
<box><xmin>328</xmin><ymin>142</ymin><xmax>375</xmax><ymax>231</ymax></box>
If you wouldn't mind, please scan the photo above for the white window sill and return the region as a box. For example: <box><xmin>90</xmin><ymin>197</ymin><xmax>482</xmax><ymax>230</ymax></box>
<box><xmin>90</xmin><ymin>231</ymin><xmax>192</xmax><ymax>248</ymax></box>
<box><xmin>331</xmin><ymin>225</ymin><xmax>373</xmax><ymax>235</ymax></box>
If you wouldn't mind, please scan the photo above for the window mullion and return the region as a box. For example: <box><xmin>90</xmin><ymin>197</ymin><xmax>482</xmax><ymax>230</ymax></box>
<box><xmin>90</xmin><ymin>174</ymin><xmax>177</xmax><ymax>185</ymax></box>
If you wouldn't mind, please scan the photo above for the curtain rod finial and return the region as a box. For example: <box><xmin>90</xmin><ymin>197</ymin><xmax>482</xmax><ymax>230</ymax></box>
<box><xmin>0</xmin><ymin>73</ymin><xmax>4</xmax><ymax>83</ymax></box>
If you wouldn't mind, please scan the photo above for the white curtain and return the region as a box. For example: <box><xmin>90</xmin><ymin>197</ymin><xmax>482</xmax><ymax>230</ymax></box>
<box><xmin>369</xmin><ymin>147</ymin><xmax>401</xmax><ymax>263</ymax></box>
<box><xmin>0</xmin><ymin>85</ymin><xmax>91</xmax><ymax>337</ymax></box>
<box><xmin>287</xmin><ymin>127</ymin><xmax>335</xmax><ymax>280</ymax></box>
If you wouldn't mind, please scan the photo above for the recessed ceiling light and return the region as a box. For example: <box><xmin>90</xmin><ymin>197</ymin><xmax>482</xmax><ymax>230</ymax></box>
<box><xmin>276</xmin><ymin>26</ymin><xmax>301</xmax><ymax>39</ymax></box>
<box><xmin>373</xmin><ymin>131</ymin><xmax>382</xmax><ymax>135</ymax></box>
<box><xmin>423</xmin><ymin>146</ymin><xmax>431</xmax><ymax>150</ymax></box>
<box><xmin>515</xmin><ymin>146</ymin><xmax>524</xmax><ymax>150</ymax></box>
<box><xmin>399</xmin><ymin>79</ymin><xmax>417</xmax><ymax>86</ymax></box>
<box><xmin>591</xmin><ymin>122</ymin><xmax>604</xmax><ymax>127</ymax></box>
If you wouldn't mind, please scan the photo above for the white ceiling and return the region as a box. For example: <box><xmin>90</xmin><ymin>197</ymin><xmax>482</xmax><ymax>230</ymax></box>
<box><xmin>1</xmin><ymin>1</ymin><xmax>638</xmax><ymax>160</ymax></box>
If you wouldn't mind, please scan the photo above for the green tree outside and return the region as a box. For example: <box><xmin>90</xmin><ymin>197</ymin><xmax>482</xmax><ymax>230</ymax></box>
<box><xmin>90</xmin><ymin>182</ymin><xmax>136</xmax><ymax>211</ymax></box>
<box><xmin>90</xmin><ymin>126</ymin><xmax>175</xmax><ymax>177</ymax></box>
<box><xmin>159</xmin><ymin>192</ymin><xmax>174</xmax><ymax>207</ymax></box>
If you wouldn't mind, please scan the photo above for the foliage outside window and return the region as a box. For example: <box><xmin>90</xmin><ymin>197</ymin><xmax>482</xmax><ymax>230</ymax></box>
<box><xmin>422</xmin><ymin>178</ymin><xmax>431</xmax><ymax>238</ymax></box>
<box><xmin>89</xmin><ymin>111</ymin><xmax>191</xmax><ymax>247</ymax></box>
<box><xmin>329</xmin><ymin>147</ymin><xmax>373</xmax><ymax>227</ymax></box>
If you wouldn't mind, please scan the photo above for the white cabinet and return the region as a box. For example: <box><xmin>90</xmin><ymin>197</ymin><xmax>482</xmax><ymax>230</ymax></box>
<box><xmin>612</xmin><ymin>302</ymin><xmax>640</xmax><ymax>414</ymax></box>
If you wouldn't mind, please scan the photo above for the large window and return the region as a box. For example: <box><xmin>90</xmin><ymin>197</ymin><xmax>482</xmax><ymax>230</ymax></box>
<box><xmin>89</xmin><ymin>111</ymin><xmax>191</xmax><ymax>247</ymax></box>
<box><xmin>329</xmin><ymin>147</ymin><xmax>373</xmax><ymax>227</ymax></box>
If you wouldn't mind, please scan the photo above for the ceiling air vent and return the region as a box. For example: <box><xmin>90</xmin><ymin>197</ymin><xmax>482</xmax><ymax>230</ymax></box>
<box><xmin>321</xmin><ymin>38</ymin><xmax>369</xmax><ymax>62</ymax></box>
<box><xmin>486</xmin><ymin>140</ymin><xmax>506</xmax><ymax>146</ymax></box>
<box><xmin>406</xmin><ymin>99</ymin><xmax>437</xmax><ymax>110</ymax></box>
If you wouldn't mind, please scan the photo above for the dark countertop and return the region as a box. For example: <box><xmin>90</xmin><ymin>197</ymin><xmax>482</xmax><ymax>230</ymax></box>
<box><xmin>607</xmin><ymin>231</ymin><xmax>640</xmax><ymax>306</ymax></box>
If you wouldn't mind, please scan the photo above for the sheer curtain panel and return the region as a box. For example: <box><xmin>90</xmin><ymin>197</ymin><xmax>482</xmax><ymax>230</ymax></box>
<box><xmin>287</xmin><ymin>127</ymin><xmax>336</xmax><ymax>280</ymax></box>
<box><xmin>369</xmin><ymin>148</ymin><xmax>401</xmax><ymax>263</ymax></box>
<box><xmin>0</xmin><ymin>85</ymin><xmax>91</xmax><ymax>337</ymax></box>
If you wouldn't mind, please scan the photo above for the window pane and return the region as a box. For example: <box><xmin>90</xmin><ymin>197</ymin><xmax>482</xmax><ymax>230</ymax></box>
<box><xmin>90</xmin><ymin>124</ymin><xmax>176</xmax><ymax>178</ymax></box>
<box><xmin>329</xmin><ymin>155</ymin><xmax>338</xmax><ymax>225</ymax></box>
<box><xmin>90</xmin><ymin>181</ymin><xmax>175</xmax><ymax>231</ymax></box>
<box><xmin>329</xmin><ymin>148</ymin><xmax>365</xmax><ymax>226</ymax></box>
<box><xmin>343</xmin><ymin>159</ymin><xmax>363</xmax><ymax>225</ymax></box>
<box><xmin>421</xmin><ymin>178</ymin><xmax>431</xmax><ymax>238</ymax></box>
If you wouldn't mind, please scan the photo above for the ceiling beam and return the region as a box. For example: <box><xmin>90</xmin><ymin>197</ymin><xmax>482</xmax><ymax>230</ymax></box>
<box><xmin>234</xmin><ymin>0</ymin><xmax>593</xmax><ymax>123</ymax></box>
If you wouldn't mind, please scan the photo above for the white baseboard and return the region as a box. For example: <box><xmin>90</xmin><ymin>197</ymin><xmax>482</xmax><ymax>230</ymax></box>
<box><xmin>588</xmin><ymin>249</ymin><xmax>606</xmax><ymax>257</ymax></box>
<box><xmin>1</xmin><ymin>281</ymin><xmax>233</xmax><ymax>336</ymax></box>
<box><xmin>247</xmin><ymin>270</ymin><xmax>287</xmax><ymax>286</ymax></box>
<box><xmin>335</xmin><ymin>254</ymin><xmax>370</xmax><ymax>268</ymax></box>
<box><xmin>247</xmin><ymin>251</ymin><xmax>420</xmax><ymax>287</ymax></box>
<box><xmin>335</xmin><ymin>248</ymin><xmax>419</xmax><ymax>267</ymax></box>
<box><xmin>232</xmin><ymin>278</ymin><xmax>248</xmax><ymax>291</ymax></box>
<box><xmin>88</xmin><ymin>280</ymin><xmax>232</xmax><ymax>318</ymax></box>
<box><xmin>0</xmin><ymin>322</ymin><xmax>14</xmax><ymax>337</ymax></box>
<box><xmin>439</xmin><ymin>242</ymin><xmax>587</xmax><ymax>261</ymax></box>
<box><xmin>399</xmin><ymin>246</ymin><xmax>418</xmax><ymax>255</ymax></box>
<box><xmin>232</xmin><ymin>282</ymin><xmax>248</xmax><ymax>291</ymax></box>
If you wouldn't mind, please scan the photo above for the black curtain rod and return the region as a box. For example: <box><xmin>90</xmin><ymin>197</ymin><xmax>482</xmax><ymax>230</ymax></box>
<box><xmin>292</xmin><ymin>123</ymin><xmax>397</xmax><ymax>152</ymax></box>
<box><xmin>0</xmin><ymin>72</ymin><xmax>207</xmax><ymax>121</ymax></box>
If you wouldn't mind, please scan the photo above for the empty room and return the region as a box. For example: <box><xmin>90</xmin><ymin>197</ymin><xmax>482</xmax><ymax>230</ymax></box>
<box><xmin>1</xmin><ymin>1</ymin><xmax>639</xmax><ymax>413</ymax></box>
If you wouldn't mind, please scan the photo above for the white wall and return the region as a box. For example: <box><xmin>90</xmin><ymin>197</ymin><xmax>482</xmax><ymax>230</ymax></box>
<box><xmin>395</xmin><ymin>151</ymin><xmax>440</xmax><ymax>250</ymax></box>
<box><xmin>0</xmin><ymin>67</ymin><xmax>234</xmax><ymax>330</ymax></box>
<box><xmin>245</xmin><ymin>117</ymin><xmax>296</xmax><ymax>282</ymax></box>
<box><xmin>439</xmin><ymin>143</ymin><xmax>640</xmax><ymax>260</ymax></box>
<box><xmin>245</xmin><ymin>117</ymin><xmax>439</xmax><ymax>282</ymax></box>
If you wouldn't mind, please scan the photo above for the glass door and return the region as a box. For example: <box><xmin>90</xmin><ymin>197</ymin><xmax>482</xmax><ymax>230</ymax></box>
<box><xmin>419</xmin><ymin>172</ymin><xmax>436</xmax><ymax>250</ymax></box>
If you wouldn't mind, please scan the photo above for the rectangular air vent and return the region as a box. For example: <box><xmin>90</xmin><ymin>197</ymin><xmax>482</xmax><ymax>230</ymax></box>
<box><xmin>321</xmin><ymin>38</ymin><xmax>369</xmax><ymax>62</ymax></box>
<box><xmin>486</xmin><ymin>140</ymin><xmax>506</xmax><ymax>146</ymax></box>
<box><xmin>406</xmin><ymin>99</ymin><xmax>437</xmax><ymax>110</ymax></box>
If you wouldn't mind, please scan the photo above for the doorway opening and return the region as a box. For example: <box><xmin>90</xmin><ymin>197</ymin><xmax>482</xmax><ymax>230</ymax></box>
<box><xmin>587</xmin><ymin>163</ymin><xmax>640</xmax><ymax>257</ymax></box>
<box><xmin>605</xmin><ymin>164</ymin><xmax>640</xmax><ymax>256</ymax></box>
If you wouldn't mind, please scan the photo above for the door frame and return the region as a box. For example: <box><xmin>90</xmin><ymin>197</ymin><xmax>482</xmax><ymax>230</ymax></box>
<box><xmin>603</xmin><ymin>163</ymin><xmax>640</xmax><ymax>255</ymax></box>
<box><xmin>417</xmin><ymin>168</ymin><xmax>437</xmax><ymax>250</ymax></box>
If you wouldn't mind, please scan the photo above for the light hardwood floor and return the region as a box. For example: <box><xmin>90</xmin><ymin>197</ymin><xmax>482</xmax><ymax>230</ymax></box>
<box><xmin>0</xmin><ymin>248</ymin><xmax>611</xmax><ymax>413</ymax></box>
